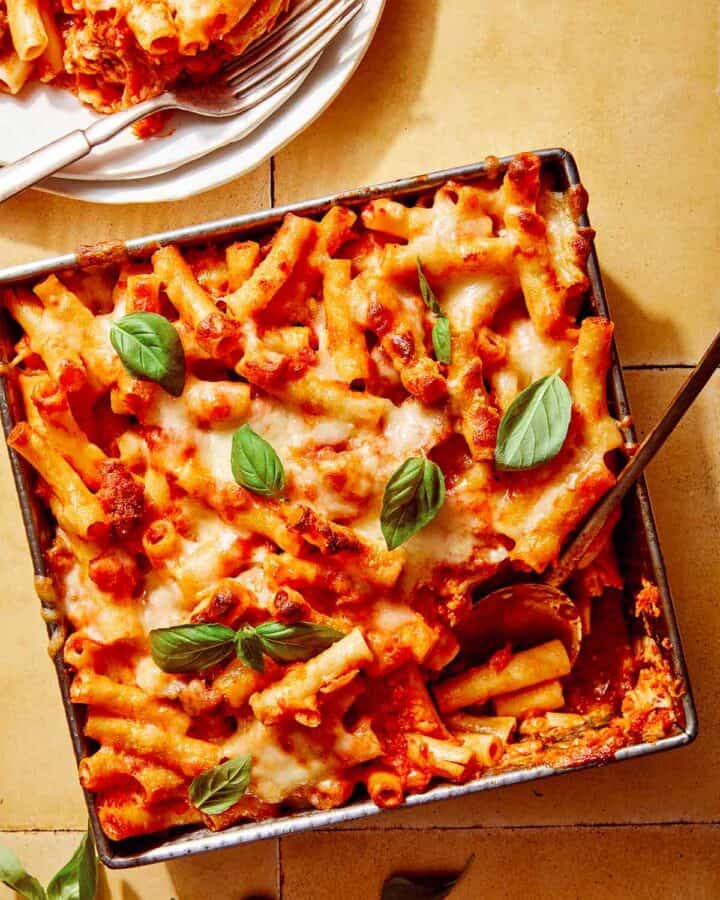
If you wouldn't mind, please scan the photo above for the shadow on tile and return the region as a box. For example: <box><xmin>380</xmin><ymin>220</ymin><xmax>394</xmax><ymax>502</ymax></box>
<box><xmin>274</xmin><ymin>0</ymin><xmax>441</xmax><ymax>199</ymax></box>
<box><xmin>117</xmin><ymin>882</ymin><xmax>143</xmax><ymax>900</ymax></box>
<box><xmin>601</xmin><ymin>269</ymin><xmax>688</xmax><ymax>366</ymax></box>
<box><xmin>281</xmin><ymin>825</ymin><xmax>720</xmax><ymax>899</ymax></box>
<box><xmin>163</xmin><ymin>841</ymin><xmax>277</xmax><ymax>900</ymax></box>
<box><xmin>0</xmin><ymin>163</ymin><xmax>271</xmax><ymax>270</ymax></box>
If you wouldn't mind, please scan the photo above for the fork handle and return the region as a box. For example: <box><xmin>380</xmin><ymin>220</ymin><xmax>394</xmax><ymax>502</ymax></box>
<box><xmin>546</xmin><ymin>327</ymin><xmax>720</xmax><ymax>588</ymax></box>
<box><xmin>0</xmin><ymin>97</ymin><xmax>167</xmax><ymax>204</ymax></box>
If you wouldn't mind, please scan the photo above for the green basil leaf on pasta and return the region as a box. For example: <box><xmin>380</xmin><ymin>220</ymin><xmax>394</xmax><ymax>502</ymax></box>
<box><xmin>254</xmin><ymin>621</ymin><xmax>344</xmax><ymax>664</ymax></box>
<box><xmin>189</xmin><ymin>755</ymin><xmax>252</xmax><ymax>816</ymax></box>
<box><xmin>416</xmin><ymin>258</ymin><xmax>442</xmax><ymax>316</ymax></box>
<box><xmin>149</xmin><ymin>623</ymin><xmax>237</xmax><ymax>673</ymax></box>
<box><xmin>382</xmin><ymin>855</ymin><xmax>475</xmax><ymax>900</ymax></box>
<box><xmin>380</xmin><ymin>457</ymin><xmax>446</xmax><ymax>550</ymax></box>
<box><xmin>431</xmin><ymin>316</ymin><xmax>452</xmax><ymax>364</ymax></box>
<box><xmin>47</xmin><ymin>828</ymin><xmax>97</xmax><ymax>900</ymax></box>
<box><xmin>231</xmin><ymin>424</ymin><xmax>285</xmax><ymax>497</ymax></box>
<box><xmin>0</xmin><ymin>844</ymin><xmax>46</xmax><ymax>900</ymax></box>
<box><xmin>110</xmin><ymin>312</ymin><xmax>185</xmax><ymax>397</ymax></box>
<box><xmin>235</xmin><ymin>627</ymin><xmax>266</xmax><ymax>673</ymax></box>
<box><xmin>494</xmin><ymin>370</ymin><xmax>572</xmax><ymax>471</ymax></box>
<box><xmin>417</xmin><ymin>258</ymin><xmax>451</xmax><ymax>363</ymax></box>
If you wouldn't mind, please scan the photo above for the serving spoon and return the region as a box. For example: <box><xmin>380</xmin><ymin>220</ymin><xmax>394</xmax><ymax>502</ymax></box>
<box><xmin>459</xmin><ymin>328</ymin><xmax>720</xmax><ymax>655</ymax></box>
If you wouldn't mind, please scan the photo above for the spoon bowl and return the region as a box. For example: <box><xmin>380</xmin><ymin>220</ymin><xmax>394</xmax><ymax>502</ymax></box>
<box><xmin>457</xmin><ymin>582</ymin><xmax>582</xmax><ymax>664</ymax></box>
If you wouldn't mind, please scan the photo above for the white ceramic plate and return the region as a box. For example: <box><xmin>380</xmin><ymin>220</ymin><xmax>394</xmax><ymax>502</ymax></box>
<box><xmin>0</xmin><ymin>0</ymin><xmax>384</xmax><ymax>189</ymax></box>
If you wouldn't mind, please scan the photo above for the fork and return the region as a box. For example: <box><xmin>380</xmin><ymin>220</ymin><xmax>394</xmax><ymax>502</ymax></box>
<box><xmin>0</xmin><ymin>0</ymin><xmax>362</xmax><ymax>204</ymax></box>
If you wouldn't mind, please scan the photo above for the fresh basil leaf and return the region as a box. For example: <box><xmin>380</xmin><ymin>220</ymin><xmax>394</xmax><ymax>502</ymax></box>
<box><xmin>231</xmin><ymin>425</ymin><xmax>285</xmax><ymax>497</ymax></box>
<box><xmin>494</xmin><ymin>370</ymin><xmax>572</xmax><ymax>471</ymax></box>
<box><xmin>380</xmin><ymin>457</ymin><xmax>446</xmax><ymax>551</ymax></box>
<box><xmin>235</xmin><ymin>627</ymin><xmax>265</xmax><ymax>673</ymax></box>
<box><xmin>417</xmin><ymin>258</ymin><xmax>451</xmax><ymax>364</ymax></box>
<box><xmin>254</xmin><ymin>621</ymin><xmax>344</xmax><ymax>664</ymax></box>
<box><xmin>382</xmin><ymin>855</ymin><xmax>474</xmax><ymax>900</ymax></box>
<box><xmin>149</xmin><ymin>623</ymin><xmax>236</xmax><ymax>673</ymax></box>
<box><xmin>416</xmin><ymin>258</ymin><xmax>441</xmax><ymax>316</ymax></box>
<box><xmin>110</xmin><ymin>312</ymin><xmax>185</xmax><ymax>397</ymax></box>
<box><xmin>189</xmin><ymin>755</ymin><xmax>252</xmax><ymax>815</ymax></box>
<box><xmin>432</xmin><ymin>317</ymin><xmax>452</xmax><ymax>364</ymax></box>
<box><xmin>0</xmin><ymin>844</ymin><xmax>46</xmax><ymax>900</ymax></box>
<box><xmin>47</xmin><ymin>828</ymin><xmax>97</xmax><ymax>900</ymax></box>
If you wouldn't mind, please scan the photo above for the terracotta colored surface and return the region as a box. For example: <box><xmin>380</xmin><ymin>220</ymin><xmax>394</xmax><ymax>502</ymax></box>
<box><xmin>1</xmin><ymin>0</ymin><xmax>718</xmax><ymax>895</ymax></box>
<box><xmin>280</xmin><ymin>826</ymin><xmax>720</xmax><ymax>900</ymax></box>
<box><xmin>0</xmin><ymin>832</ymin><xmax>277</xmax><ymax>899</ymax></box>
<box><xmin>0</xmin><ymin>164</ymin><xmax>270</xmax><ymax>268</ymax></box>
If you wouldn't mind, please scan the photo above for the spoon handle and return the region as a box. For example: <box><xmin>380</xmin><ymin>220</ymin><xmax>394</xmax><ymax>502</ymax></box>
<box><xmin>546</xmin><ymin>328</ymin><xmax>720</xmax><ymax>588</ymax></box>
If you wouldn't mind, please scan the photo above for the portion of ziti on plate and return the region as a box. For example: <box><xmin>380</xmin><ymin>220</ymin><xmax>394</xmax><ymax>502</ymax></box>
<box><xmin>0</xmin><ymin>0</ymin><xmax>290</xmax><ymax>111</ymax></box>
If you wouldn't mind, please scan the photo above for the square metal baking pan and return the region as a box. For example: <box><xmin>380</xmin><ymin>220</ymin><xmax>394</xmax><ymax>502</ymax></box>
<box><xmin>0</xmin><ymin>148</ymin><xmax>697</xmax><ymax>868</ymax></box>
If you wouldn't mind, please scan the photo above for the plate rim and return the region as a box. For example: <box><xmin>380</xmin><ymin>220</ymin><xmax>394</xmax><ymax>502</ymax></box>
<box><xmin>4</xmin><ymin>0</ymin><xmax>385</xmax><ymax>199</ymax></box>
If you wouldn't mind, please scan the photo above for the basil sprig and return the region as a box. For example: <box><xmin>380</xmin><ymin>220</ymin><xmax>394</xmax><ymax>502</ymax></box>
<box><xmin>239</xmin><ymin>622</ymin><xmax>345</xmax><ymax>671</ymax></box>
<box><xmin>380</xmin><ymin>457</ymin><xmax>446</xmax><ymax>550</ymax></box>
<box><xmin>382</xmin><ymin>854</ymin><xmax>474</xmax><ymax>900</ymax></box>
<box><xmin>417</xmin><ymin>258</ymin><xmax>442</xmax><ymax>315</ymax></box>
<box><xmin>0</xmin><ymin>845</ymin><xmax>45</xmax><ymax>900</ymax></box>
<box><xmin>150</xmin><ymin>623</ymin><xmax>237</xmax><ymax>673</ymax></box>
<box><xmin>110</xmin><ymin>312</ymin><xmax>186</xmax><ymax>397</ymax></box>
<box><xmin>47</xmin><ymin>831</ymin><xmax>97</xmax><ymax>900</ymax></box>
<box><xmin>494</xmin><ymin>370</ymin><xmax>572</xmax><ymax>471</ymax></box>
<box><xmin>1</xmin><ymin>827</ymin><xmax>98</xmax><ymax>900</ymax></box>
<box><xmin>417</xmin><ymin>258</ymin><xmax>452</xmax><ymax>364</ymax></box>
<box><xmin>150</xmin><ymin>620</ymin><xmax>344</xmax><ymax>674</ymax></box>
<box><xmin>189</xmin><ymin>755</ymin><xmax>252</xmax><ymax>815</ymax></box>
<box><xmin>231</xmin><ymin>424</ymin><xmax>285</xmax><ymax>497</ymax></box>
<box><xmin>431</xmin><ymin>316</ymin><xmax>451</xmax><ymax>365</ymax></box>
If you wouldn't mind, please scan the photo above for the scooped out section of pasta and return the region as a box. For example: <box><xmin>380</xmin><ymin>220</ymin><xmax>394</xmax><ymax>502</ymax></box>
<box><xmin>2</xmin><ymin>153</ymin><xmax>683</xmax><ymax>840</ymax></box>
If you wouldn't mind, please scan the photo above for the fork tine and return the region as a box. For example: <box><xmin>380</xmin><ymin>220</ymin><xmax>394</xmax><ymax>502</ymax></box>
<box><xmin>222</xmin><ymin>0</ymin><xmax>336</xmax><ymax>77</ymax></box>
<box><xmin>228</xmin><ymin>0</ymin><xmax>317</xmax><ymax>61</ymax></box>
<box><xmin>226</xmin><ymin>0</ymin><xmax>359</xmax><ymax>96</ymax></box>
<box><xmin>228</xmin><ymin>2</ymin><xmax>362</xmax><ymax>112</ymax></box>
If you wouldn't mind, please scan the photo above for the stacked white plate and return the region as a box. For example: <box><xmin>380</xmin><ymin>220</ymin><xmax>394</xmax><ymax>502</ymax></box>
<box><xmin>0</xmin><ymin>0</ymin><xmax>385</xmax><ymax>203</ymax></box>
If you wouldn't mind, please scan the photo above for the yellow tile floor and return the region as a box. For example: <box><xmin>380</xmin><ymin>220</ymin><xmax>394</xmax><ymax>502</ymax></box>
<box><xmin>1</xmin><ymin>1</ymin><xmax>719</xmax><ymax>896</ymax></box>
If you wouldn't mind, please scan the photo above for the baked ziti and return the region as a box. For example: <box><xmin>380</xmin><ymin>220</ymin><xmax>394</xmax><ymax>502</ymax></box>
<box><xmin>1</xmin><ymin>154</ymin><xmax>683</xmax><ymax>841</ymax></box>
<box><xmin>0</xmin><ymin>0</ymin><xmax>289</xmax><ymax>113</ymax></box>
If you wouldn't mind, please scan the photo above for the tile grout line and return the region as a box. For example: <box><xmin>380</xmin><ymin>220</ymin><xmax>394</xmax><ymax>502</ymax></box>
<box><xmin>0</xmin><ymin>829</ymin><xmax>87</xmax><ymax>834</ymax></box>
<box><xmin>622</xmin><ymin>363</ymin><xmax>697</xmax><ymax>370</ymax></box>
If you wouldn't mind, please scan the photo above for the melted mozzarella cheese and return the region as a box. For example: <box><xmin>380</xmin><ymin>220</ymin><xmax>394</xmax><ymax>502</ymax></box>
<box><xmin>134</xmin><ymin>656</ymin><xmax>183</xmax><ymax>699</ymax></box>
<box><xmin>400</xmin><ymin>494</ymin><xmax>480</xmax><ymax>588</ymax></box>
<box><xmin>62</xmin><ymin>563</ymin><xmax>145</xmax><ymax>644</ymax></box>
<box><xmin>501</xmin><ymin>316</ymin><xmax>573</xmax><ymax>387</ymax></box>
<box><xmin>223</xmin><ymin>719</ymin><xmax>335</xmax><ymax>804</ymax></box>
<box><xmin>61</xmin><ymin>561</ymin><xmax>93</xmax><ymax>630</ymax></box>
<box><xmin>146</xmin><ymin>393</ymin><xmax>194</xmax><ymax>433</ymax></box>
<box><xmin>147</xmin><ymin>391</ymin><xmax>355</xmax><ymax>498</ymax></box>
<box><xmin>351</xmin><ymin>400</ymin><xmax>450</xmax><ymax>552</ymax></box>
<box><xmin>383</xmin><ymin>399</ymin><xmax>447</xmax><ymax>458</ymax></box>
<box><xmin>141</xmin><ymin>574</ymin><xmax>187</xmax><ymax>634</ymax></box>
<box><xmin>234</xmin><ymin>564</ymin><xmax>275</xmax><ymax>612</ymax></box>
<box><xmin>370</xmin><ymin>600</ymin><xmax>422</xmax><ymax>633</ymax></box>
<box><xmin>312</xmin><ymin>305</ymin><xmax>341</xmax><ymax>381</ymax></box>
<box><xmin>249</xmin><ymin>395</ymin><xmax>353</xmax><ymax>453</ymax></box>
<box><xmin>195</xmin><ymin>427</ymin><xmax>235</xmax><ymax>484</ymax></box>
<box><xmin>440</xmin><ymin>273</ymin><xmax>511</xmax><ymax>330</ymax></box>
